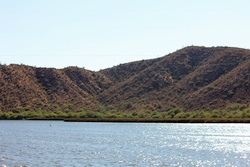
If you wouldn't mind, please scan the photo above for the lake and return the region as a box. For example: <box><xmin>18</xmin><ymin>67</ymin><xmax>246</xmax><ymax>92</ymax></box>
<box><xmin>0</xmin><ymin>121</ymin><xmax>249</xmax><ymax>167</ymax></box>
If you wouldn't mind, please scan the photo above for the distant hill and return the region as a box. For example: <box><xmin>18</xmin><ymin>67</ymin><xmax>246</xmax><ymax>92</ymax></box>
<box><xmin>100</xmin><ymin>46</ymin><xmax>250</xmax><ymax>111</ymax></box>
<box><xmin>0</xmin><ymin>65</ymin><xmax>110</xmax><ymax>111</ymax></box>
<box><xmin>0</xmin><ymin>46</ymin><xmax>249</xmax><ymax>112</ymax></box>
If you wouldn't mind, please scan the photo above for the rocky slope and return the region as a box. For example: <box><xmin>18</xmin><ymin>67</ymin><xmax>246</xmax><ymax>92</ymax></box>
<box><xmin>0</xmin><ymin>46</ymin><xmax>249</xmax><ymax>112</ymax></box>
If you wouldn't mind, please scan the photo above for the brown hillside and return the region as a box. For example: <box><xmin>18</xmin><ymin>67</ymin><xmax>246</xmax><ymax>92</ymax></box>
<box><xmin>99</xmin><ymin>46</ymin><xmax>250</xmax><ymax>111</ymax></box>
<box><xmin>0</xmin><ymin>65</ymin><xmax>109</xmax><ymax>111</ymax></box>
<box><xmin>0</xmin><ymin>46</ymin><xmax>249</xmax><ymax>112</ymax></box>
<box><xmin>0</xmin><ymin>65</ymin><xmax>48</xmax><ymax>111</ymax></box>
<box><xmin>183</xmin><ymin>59</ymin><xmax>250</xmax><ymax>110</ymax></box>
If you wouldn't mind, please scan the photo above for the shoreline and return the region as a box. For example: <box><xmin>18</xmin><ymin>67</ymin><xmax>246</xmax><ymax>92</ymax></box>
<box><xmin>1</xmin><ymin>118</ymin><xmax>250</xmax><ymax>123</ymax></box>
<box><xmin>63</xmin><ymin>118</ymin><xmax>250</xmax><ymax>123</ymax></box>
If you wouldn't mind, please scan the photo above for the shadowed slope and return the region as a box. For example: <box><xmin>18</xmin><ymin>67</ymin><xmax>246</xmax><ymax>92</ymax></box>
<box><xmin>0</xmin><ymin>65</ymin><xmax>110</xmax><ymax>111</ymax></box>
<box><xmin>0</xmin><ymin>46</ymin><xmax>249</xmax><ymax>112</ymax></box>
<box><xmin>99</xmin><ymin>46</ymin><xmax>250</xmax><ymax>111</ymax></box>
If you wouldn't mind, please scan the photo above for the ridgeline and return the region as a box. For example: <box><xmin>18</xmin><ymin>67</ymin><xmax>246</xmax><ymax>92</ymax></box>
<box><xmin>0</xmin><ymin>46</ymin><xmax>250</xmax><ymax>119</ymax></box>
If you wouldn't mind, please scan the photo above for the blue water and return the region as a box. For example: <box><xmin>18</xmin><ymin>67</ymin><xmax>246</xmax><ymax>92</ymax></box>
<box><xmin>0</xmin><ymin>121</ymin><xmax>249</xmax><ymax>167</ymax></box>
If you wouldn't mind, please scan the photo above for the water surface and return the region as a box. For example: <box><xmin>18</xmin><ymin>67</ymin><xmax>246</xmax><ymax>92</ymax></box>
<box><xmin>0</xmin><ymin>121</ymin><xmax>249</xmax><ymax>166</ymax></box>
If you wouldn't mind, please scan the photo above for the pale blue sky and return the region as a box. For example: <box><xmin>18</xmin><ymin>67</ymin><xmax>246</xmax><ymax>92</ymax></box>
<box><xmin>0</xmin><ymin>0</ymin><xmax>250</xmax><ymax>71</ymax></box>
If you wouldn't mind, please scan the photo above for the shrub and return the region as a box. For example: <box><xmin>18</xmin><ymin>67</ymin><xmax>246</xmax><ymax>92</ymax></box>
<box><xmin>85</xmin><ymin>111</ymin><xmax>102</xmax><ymax>118</ymax></box>
<box><xmin>226</xmin><ymin>103</ymin><xmax>248</xmax><ymax>111</ymax></box>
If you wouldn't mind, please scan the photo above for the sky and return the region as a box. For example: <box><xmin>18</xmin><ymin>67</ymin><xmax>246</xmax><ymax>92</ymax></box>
<box><xmin>0</xmin><ymin>0</ymin><xmax>250</xmax><ymax>71</ymax></box>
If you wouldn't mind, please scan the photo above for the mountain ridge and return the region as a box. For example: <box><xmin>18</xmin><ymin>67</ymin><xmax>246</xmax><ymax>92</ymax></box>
<box><xmin>0</xmin><ymin>46</ymin><xmax>249</xmax><ymax>112</ymax></box>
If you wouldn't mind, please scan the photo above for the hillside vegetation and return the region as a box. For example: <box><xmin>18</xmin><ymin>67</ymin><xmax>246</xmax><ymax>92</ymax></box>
<box><xmin>100</xmin><ymin>46</ymin><xmax>250</xmax><ymax>111</ymax></box>
<box><xmin>0</xmin><ymin>46</ymin><xmax>249</xmax><ymax>118</ymax></box>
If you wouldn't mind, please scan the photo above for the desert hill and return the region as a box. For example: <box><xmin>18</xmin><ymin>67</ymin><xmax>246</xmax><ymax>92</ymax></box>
<box><xmin>0</xmin><ymin>46</ymin><xmax>249</xmax><ymax>112</ymax></box>
<box><xmin>99</xmin><ymin>46</ymin><xmax>250</xmax><ymax>111</ymax></box>
<box><xmin>0</xmin><ymin>65</ymin><xmax>110</xmax><ymax>111</ymax></box>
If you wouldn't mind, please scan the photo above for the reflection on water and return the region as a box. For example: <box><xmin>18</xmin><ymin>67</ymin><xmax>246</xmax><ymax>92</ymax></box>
<box><xmin>0</xmin><ymin>121</ymin><xmax>249</xmax><ymax>166</ymax></box>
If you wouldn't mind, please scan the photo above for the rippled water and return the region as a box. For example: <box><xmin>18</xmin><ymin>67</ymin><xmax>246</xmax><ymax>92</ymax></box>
<box><xmin>0</xmin><ymin>121</ymin><xmax>249</xmax><ymax>167</ymax></box>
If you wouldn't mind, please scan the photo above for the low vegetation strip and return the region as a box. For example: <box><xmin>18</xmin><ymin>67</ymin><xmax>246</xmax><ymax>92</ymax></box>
<box><xmin>64</xmin><ymin>118</ymin><xmax>250</xmax><ymax>123</ymax></box>
<box><xmin>0</xmin><ymin>105</ymin><xmax>250</xmax><ymax>121</ymax></box>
